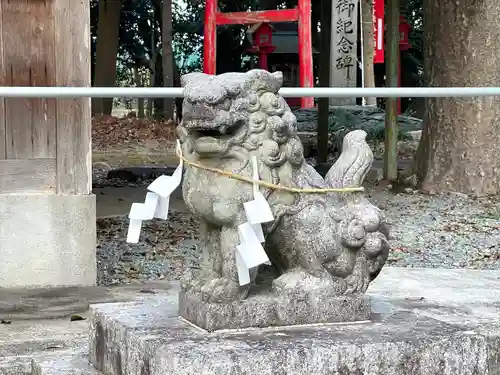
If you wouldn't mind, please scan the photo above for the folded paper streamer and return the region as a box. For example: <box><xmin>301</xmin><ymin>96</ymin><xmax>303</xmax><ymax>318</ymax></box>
<box><xmin>236</xmin><ymin>156</ymin><xmax>274</xmax><ymax>286</ymax></box>
<box><xmin>126</xmin><ymin>140</ymin><xmax>183</xmax><ymax>243</ymax></box>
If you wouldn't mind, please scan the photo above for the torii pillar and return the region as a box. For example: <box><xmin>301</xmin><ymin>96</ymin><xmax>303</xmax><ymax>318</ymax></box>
<box><xmin>0</xmin><ymin>0</ymin><xmax>96</xmax><ymax>287</ymax></box>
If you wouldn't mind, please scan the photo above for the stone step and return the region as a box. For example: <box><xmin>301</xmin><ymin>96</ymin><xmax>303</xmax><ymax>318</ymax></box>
<box><xmin>0</xmin><ymin>349</ymin><xmax>100</xmax><ymax>375</ymax></box>
<box><xmin>0</xmin><ymin>318</ymin><xmax>89</xmax><ymax>375</ymax></box>
<box><xmin>0</xmin><ymin>355</ymin><xmax>32</xmax><ymax>375</ymax></box>
<box><xmin>31</xmin><ymin>349</ymin><xmax>103</xmax><ymax>375</ymax></box>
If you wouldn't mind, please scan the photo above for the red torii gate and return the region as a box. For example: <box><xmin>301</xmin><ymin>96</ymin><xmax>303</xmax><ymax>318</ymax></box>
<box><xmin>203</xmin><ymin>0</ymin><xmax>314</xmax><ymax>108</ymax></box>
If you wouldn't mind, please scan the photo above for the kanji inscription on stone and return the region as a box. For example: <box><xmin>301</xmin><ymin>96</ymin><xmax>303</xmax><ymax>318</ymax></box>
<box><xmin>330</xmin><ymin>0</ymin><xmax>359</xmax><ymax>105</ymax></box>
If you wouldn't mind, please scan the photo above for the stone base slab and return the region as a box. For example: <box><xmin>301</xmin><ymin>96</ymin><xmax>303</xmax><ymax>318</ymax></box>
<box><xmin>179</xmin><ymin>286</ymin><xmax>371</xmax><ymax>331</ymax></box>
<box><xmin>31</xmin><ymin>348</ymin><xmax>101</xmax><ymax>375</ymax></box>
<box><xmin>0</xmin><ymin>194</ymin><xmax>96</xmax><ymax>288</ymax></box>
<box><xmin>88</xmin><ymin>268</ymin><xmax>500</xmax><ymax>375</ymax></box>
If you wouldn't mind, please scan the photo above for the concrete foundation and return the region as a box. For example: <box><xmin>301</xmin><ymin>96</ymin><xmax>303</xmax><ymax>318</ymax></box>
<box><xmin>88</xmin><ymin>268</ymin><xmax>500</xmax><ymax>375</ymax></box>
<box><xmin>0</xmin><ymin>194</ymin><xmax>96</xmax><ymax>288</ymax></box>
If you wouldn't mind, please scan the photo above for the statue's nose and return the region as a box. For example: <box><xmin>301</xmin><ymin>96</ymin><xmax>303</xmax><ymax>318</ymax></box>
<box><xmin>182</xmin><ymin>100</ymin><xmax>216</xmax><ymax>121</ymax></box>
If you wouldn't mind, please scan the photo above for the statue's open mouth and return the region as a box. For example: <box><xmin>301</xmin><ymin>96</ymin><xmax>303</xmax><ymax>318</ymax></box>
<box><xmin>194</xmin><ymin>129</ymin><xmax>222</xmax><ymax>137</ymax></box>
<box><xmin>191</xmin><ymin>123</ymin><xmax>240</xmax><ymax>139</ymax></box>
<box><xmin>185</xmin><ymin>120</ymin><xmax>246</xmax><ymax>156</ymax></box>
<box><xmin>186</xmin><ymin>116</ymin><xmax>246</xmax><ymax>138</ymax></box>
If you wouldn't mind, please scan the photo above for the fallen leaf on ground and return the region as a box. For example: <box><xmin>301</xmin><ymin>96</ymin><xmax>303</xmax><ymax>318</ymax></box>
<box><xmin>92</xmin><ymin>115</ymin><xmax>177</xmax><ymax>151</ymax></box>
<box><xmin>70</xmin><ymin>315</ymin><xmax>86</xmax><ymax>322</ymax></box>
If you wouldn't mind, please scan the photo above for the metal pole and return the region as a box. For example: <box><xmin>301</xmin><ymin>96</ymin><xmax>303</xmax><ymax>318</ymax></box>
<box><xmin>384</xmin><ymin>0</ymin><xmax>399</xmax><ymax>181</ymax></box>
<box><xmin>1</xmin><ymin>86</ymin><xmax>500</xmax><ymax>98</ymax></box>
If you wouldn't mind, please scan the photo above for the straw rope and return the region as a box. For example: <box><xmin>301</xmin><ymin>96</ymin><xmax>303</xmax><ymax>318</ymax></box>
<box><xmin>175</xmin><ymin>145</ymin><xmax>364</xmax><ymax>193</ymax></box>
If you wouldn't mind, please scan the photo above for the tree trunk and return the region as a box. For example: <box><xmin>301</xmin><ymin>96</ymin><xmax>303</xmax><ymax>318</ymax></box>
<box><xmin>360</xmin><ymin>0</ymin><xmax>376</xmax><ymax>106</ymax></box>
<box><xmin>92</xmin><ymin>0</ymin><xmax>121</xmax><ymax>116</ymax></box>
<box><xmin>146</xmin><ymin>68</ymin><xmax>154</xmax><ymax>118</ymax></box>
<box><xmin>153</xmin><ymin>52</ymin><xmax>165</xmax><ymax>118</ymax></box>
<box><xmin>414</xmin><ymin>0</ymin><xmax>500</xmax><ymax>195</ymax></box>
<box><xmin>147</xmin><ymin>42</ymin><xmax>157</xmax><ymax>118</ymax></box>
<box><xmin>133</xmin><ymin>66</ymin><xmax>145</xmax><ymax>118</ymax></box>
<box><xmin>173</xmin><ymin>58</ymin><xmax>183</xmax><ymax>122</ymax></box>
<box><xmin>162</xmin><ymin>0</ymin><xmax>175</xmax><ymax>121</ymax></box>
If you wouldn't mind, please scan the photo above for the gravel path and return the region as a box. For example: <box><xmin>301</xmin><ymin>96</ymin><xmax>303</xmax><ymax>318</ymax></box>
<box><xmin>368</xmin><ymin>189</ymin><xmax>500</xmax><ymax>269</ymax></box>
<box><xmin>93</xmin><ymin>169</ymin><xmax>500</xmax><ymax>285</ymax></box>
<box><xmin>96</xmin><ymin>213</ymin><xmax>201</xmax><ymax>285</ymax></box>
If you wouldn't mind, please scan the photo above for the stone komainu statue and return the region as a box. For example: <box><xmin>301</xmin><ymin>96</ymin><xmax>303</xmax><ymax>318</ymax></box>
<box><xmin>177</xmin><ymin>69</ymin><xmax>389</xmax><ymax>303</ymax></box>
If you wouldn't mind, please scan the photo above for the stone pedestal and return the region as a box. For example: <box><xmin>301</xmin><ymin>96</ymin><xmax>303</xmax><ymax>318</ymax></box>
<box><xmin>179</xmin><ymin>284</ymin><xmax>371</xmax><ymax>331</ymax></box>
<box><xmin>87</xmin><ymin>268</ymin><xmax>500</xmax><ymax>375</ymax></box>
<box><xmin>0</xmin><ymin>194</ymin><xmax>96</xmax><ymax>287</ymax></box>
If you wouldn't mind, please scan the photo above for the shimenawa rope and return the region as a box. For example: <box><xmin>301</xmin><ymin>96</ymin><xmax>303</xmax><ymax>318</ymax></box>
<box><xmin>174</xmin><ymin>142</ymin><xmax>364</xmax><ymax>193</ymax></box>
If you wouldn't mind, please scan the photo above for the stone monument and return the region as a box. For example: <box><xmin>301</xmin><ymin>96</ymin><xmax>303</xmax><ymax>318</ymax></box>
<box><xmin>176</xmin><ymin>69</ymin><xmax>389</xmax><ymax>331</ymax></box>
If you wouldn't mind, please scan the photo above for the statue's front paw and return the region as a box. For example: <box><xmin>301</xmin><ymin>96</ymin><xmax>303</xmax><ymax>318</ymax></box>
<box><xmin>200</xmin><ymin>277</ymin><xmax>250</xmax><ymax>303</ymax></box>
<box><xmin>364</xmin><ymin>230</ymin><xmax>390</xmax><ymax>281</ymax></box>
<box><xmin>344</xmin><ymin>269</ymin><xmax>370</xmax><ymax>294</ymax></box>
<box><xmin>181</xmin><ymin>270</ymin><xmax>217</xmax><ymax>291</ymax></box>
<box><xmin>339</xmin><ymin>218</ymin><xmax>367</xmax><ymax>248</ymax></box>
<box><xmin>363</xmin><ymin>231</ymin><xmax>388</xmax><ymax>258</ymax></box>
<box><xmin>273</xmin><ymin>269</ymin><xmax>348</xmax><ymax>297</ymax></box>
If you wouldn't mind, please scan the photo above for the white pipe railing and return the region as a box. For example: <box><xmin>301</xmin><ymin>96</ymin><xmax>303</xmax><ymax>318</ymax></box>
<box><xmin>0</xmin><ymin>86</ymin><xmax>499</xmax><ymax>98</ymax></box>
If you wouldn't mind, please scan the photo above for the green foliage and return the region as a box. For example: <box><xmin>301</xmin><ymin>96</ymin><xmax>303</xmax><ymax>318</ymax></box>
<box><xmin>90</xmin><ymin>0</ymin><xmax>424</xmax><ymax>97</ymax></box>
<box><xmin>91</xmin><ymin>0</ymin><xmax>202</xmax><ymax>76</ymax></box>
<box><xmin>173</xmin><ymin>1</ymin><xmax>204</xmax><ymax>73</ymax></box>
<box><xmin>91</xmin><ymin>0</ymin><xmax>325</xmax><ymax>79</ymax></box>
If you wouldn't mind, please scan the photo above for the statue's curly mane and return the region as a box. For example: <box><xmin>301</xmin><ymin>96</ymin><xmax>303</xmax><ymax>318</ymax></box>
<box><xmin>177</xmin><ymin>69</ymin><xmax>306</xmax><ymax>175</ymax></box>
<box><xmin>230</xmin><ymin>90</ymin><xmax>305</xmax><ymax>171</ymax></box>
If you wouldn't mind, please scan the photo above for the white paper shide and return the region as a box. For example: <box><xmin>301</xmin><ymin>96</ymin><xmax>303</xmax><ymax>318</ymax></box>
<box><xmin>236</xmin><ymin>156</ymin><xmax>274</xmax><ymax>286</ymax></box>
<box><xmin>126</xmin><ymin>147</ymin><xmax>274</xmax><ymax>286</ymax></box>
<box><xmin>126</xmin><ymin>140</ymin><xmax>183</xmax><ymax>243</ymax></box>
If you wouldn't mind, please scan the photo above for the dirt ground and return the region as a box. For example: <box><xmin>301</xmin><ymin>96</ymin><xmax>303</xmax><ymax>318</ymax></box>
<box><xmin>94</xmin><ymin>186</ymin><xmax>187</xmax><ymax>218</ymax></box>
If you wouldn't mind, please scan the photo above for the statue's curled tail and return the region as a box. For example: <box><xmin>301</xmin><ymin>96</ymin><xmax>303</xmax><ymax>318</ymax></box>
<box><xmin>325</xmin><ymin>130</ymin><xmax>373</xmax><ymax>190</ymax></box>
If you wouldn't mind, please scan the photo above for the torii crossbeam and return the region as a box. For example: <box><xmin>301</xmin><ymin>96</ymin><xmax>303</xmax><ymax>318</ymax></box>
<box><xmin>203</xmin><ymin>0</ymin><xmax>314</xmax><ymax>108</ymax></box>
